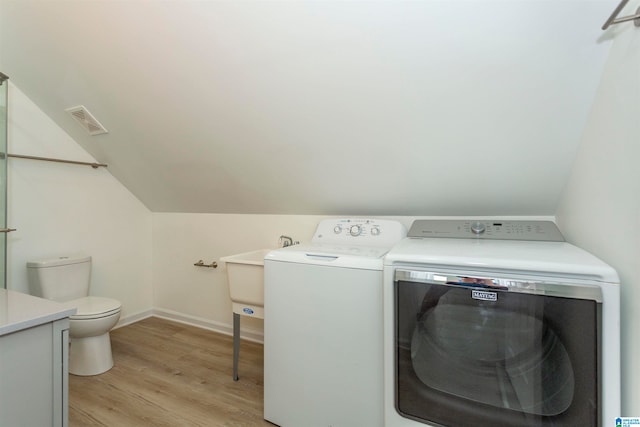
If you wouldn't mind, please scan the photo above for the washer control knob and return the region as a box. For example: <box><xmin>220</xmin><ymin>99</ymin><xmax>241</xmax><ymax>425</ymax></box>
<box><xmin>470</xmin><ymin>221</ymin><xmax>486</xmax><ymax>235</ymax></box>
<box><xmin>349</xmin><ymin>225</ymin><xmax>362</xmax><ymax>236</ymax></box>
<box><xmin>333</xmin><ymin>225</ymin><xmax>342</xmax><ymax>234</ymax></box>
<box><xmin>371</xmin><ymin>226</ymin><xmax>381</xmax><ymax>236</ymax></box>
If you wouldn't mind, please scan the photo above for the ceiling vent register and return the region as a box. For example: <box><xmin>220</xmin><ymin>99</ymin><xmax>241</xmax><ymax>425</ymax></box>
<box><xmin>65</xmin><ymin>105</ymin><xmax>108</xmax><ymax>136</ymax></box>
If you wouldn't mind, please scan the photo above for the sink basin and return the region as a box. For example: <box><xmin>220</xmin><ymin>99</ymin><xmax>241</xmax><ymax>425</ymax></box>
<box><xmin>220</xmin><ymin>249</ymin><xmax>273</xmax><ymax>318</ymax></box>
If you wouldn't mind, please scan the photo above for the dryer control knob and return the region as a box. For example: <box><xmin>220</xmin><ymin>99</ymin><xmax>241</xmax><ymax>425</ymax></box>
<box><xmin>349</xmin><ymin>225</ymin><xmax>362</xmax><ymax>236</ymax></box>
<box><xmin>471</xmin><ymin>221</ymin><xmax>486</xmax><ymax>234</ymax></box>
<box><xmin>371</xmin><ymin>226</ymin><xmax>381</xmax><ymax>236</ymax></box>
<box><xmin>333</xmin><ymin>225</ymin><xmax>342</xmax><ymax>234</ymax></box>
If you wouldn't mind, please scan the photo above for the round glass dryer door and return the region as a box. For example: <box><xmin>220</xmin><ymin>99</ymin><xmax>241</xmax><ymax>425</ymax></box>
<box><xmin>395</xmin><ymin>270</ymin><xmax>601</xmax><ymax>427</ymax></box>
<box><xmin>411</xmin><ymin>294</ymin><xmax>574</xmax><ymax>415</ymax></box>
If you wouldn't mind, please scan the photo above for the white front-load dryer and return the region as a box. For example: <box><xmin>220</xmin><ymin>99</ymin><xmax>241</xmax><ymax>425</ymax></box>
<box><xmin>383</xmin><ymin>220</ymin><xmax>620</xmax><ymax>427</ymax></box>
<box><xmin>264</xmin><ymin>218</ymin><xmax>406</xmax><ymax>427</ymax></box>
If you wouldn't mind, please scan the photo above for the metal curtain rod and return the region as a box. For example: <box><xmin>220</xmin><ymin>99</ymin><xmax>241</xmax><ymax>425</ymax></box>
<box><xmin>602</xmin><ymin>0</ymin><xmax>640</xmax><ymax>29</ymax></box>
<box><xmin>7</xmin><ymin>153</ymin><xmax>107</xmax><ymax>169</ymax></box>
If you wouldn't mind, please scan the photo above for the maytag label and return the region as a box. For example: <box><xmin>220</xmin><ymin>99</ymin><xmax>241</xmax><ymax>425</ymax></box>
<box><xmin>472</xmin><ymin>290</ymin><xmax>498</xmax><ymax>302</ymax></box>
<box><xmin>616</xmin><ymin>417</ymin><xmax>640</xmax><ymax>426</ymax></box>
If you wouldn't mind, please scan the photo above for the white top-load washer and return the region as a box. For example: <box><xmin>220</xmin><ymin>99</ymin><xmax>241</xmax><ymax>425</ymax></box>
<box><xmin>264</xmin><ymin>218</ymin><xmax>407</xmax><ymax>427</ymax></box>
<box><xmin>383</xmin><ymin>220</ymin><xmax>620</xmax><ymax>427</ymax></box>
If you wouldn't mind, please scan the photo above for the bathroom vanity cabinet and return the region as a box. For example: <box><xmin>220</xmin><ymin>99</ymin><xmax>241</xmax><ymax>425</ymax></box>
<box><xmin>0</xmin><ymin>289</ymin><xmax>76</xmax><ymax>427</ymax></box>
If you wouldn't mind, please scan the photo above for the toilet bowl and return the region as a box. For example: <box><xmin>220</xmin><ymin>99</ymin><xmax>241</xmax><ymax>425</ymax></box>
<box><xmin>64</xmin><ymin>296</ymin><xmax>122</xmax><ymax>376</ymax></box>
<box><xmin>26</xmin><ymin>255</ymin><xmax>123</xmax><ymax>376</ymax></box>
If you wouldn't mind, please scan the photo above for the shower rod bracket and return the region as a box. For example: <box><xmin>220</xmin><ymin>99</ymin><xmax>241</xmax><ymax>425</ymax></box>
<box><xmin>602</xmin><ymin>0</ymin><xmax>640</xmax><ymax>29</ymax></box>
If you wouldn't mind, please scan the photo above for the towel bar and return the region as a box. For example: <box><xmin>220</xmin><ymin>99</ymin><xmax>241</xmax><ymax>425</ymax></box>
<box><xmin>194</xmin><ymin>260</ymin><xmax>218</xmax><ymax>268</ymax></box>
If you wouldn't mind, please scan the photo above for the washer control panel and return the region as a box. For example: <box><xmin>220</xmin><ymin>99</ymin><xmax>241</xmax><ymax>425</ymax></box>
<box><xmin>313</xmin><ymin>218</ymin><xmax>407</xmax><ymax>247</ymax></box>
<box><xmin>408</xmin><ymin>220</ymin><xmax>564</xmax><ymax>242</ymax></box>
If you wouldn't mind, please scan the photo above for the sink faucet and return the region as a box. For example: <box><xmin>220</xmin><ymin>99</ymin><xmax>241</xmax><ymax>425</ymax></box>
<box><xmin>279</xmin><ymin>235</ymin><xmax>297</xmax><ymax>247</ymax></box>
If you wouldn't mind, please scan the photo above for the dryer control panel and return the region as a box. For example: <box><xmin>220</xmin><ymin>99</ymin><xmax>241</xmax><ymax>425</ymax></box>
<box><xmin>408</xmin><ymin>220</ymin><xmax>564</xmax><ymax>242</ymax></box>
<box><xmin>312</xmin><ymin>218</ymin><xmax>407</xmax><ymax>247</ymax></box>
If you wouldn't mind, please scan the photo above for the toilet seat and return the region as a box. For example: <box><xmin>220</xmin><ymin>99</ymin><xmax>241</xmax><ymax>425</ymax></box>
<box><xmin>65</xmin><ymin>296</ymin><xmax>122</xmax><ymax>320</ymax></box>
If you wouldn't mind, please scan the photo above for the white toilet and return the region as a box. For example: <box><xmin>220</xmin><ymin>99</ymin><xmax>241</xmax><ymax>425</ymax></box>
<box><xmin>27</xmin><ymin>255</ymin><xmax>122</xmax><ymax>376</ymax></box>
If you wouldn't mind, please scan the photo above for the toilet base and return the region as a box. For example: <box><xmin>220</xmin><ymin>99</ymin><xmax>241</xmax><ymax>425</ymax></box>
<box><xmin>69</xmin><ymin>332</ymin><xmax>114</xmax><ymax>376</ymax></box>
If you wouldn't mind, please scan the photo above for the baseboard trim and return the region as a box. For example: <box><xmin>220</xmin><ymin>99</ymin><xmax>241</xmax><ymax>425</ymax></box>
<box><xmin>151</xmin><ymin>308</ymin><xmax>264</xmax><ymax>344</ymax></box>
<box><xmin>113</xmin><ymin>308</ymin><xmax>264</xmax><ymax>344</ymax></box>
<box><xmin>115</xmin><ymin>309</ymin><xmax>154</xmax><ymax>329</ymax></box>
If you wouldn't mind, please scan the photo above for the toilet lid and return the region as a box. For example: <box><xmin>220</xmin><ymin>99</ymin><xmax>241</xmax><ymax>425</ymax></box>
<box><xmin>65</xmin><ymin>296</ymin><xmax>122</xmax><ymax>319</ymax></box>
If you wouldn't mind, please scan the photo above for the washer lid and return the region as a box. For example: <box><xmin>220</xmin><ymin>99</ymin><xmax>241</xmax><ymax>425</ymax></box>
<box><xmin>64</xmin><ymin>296</ymin><xmax>121</xmax><ymax>318</ymax></box>
<box><xmin>302</xmin><ymin>244</ymin><xmax>389</xmax><ymax>258</ymax></box>
<box><xmin>265</xmin><ymin>244</ymin><xmax>389</xmax><ymax>270</ymax></box>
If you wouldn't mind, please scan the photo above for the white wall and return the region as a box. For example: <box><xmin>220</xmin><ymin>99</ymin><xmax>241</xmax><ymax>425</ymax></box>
<box><xmin>6</xmin><ymin>83</ymin><xmax>153</xmax><ymax>323</ymax></box>
<box><xmin>556</xmin><ymin>24</ymin><xmax>640</xmax><ymax>416</ymax></box>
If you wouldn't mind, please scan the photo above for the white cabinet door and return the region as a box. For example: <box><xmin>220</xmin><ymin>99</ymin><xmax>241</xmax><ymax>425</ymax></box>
<box><xmin>0</xmin><ymin>319</ymin><xmax>70</xmax><ymax>427</ymax></box>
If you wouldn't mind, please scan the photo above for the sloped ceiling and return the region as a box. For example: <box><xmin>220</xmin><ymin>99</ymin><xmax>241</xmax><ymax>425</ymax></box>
<box><xmin>0</xmin><ymin>0</ymin><xmax>615</xmax><ymax>215</ymax></box>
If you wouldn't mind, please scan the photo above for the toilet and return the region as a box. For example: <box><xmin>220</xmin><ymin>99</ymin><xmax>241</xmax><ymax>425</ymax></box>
<box><xmin>27</xmin><ymin>255</ymin><xmax>122</xmax><ymax>376</ymax></box>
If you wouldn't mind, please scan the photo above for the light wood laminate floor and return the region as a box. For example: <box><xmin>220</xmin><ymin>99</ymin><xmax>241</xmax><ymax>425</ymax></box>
<box><xmin>69</xmin><ymin>317</ymin><xmax>274</xmax><ymax>426</ymax></box>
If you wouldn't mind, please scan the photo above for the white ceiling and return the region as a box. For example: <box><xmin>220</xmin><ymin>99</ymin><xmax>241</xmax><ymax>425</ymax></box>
<box><xmin>0</xmin><ymin>0</ymin><xmax>616</xmax><ymax>215</ymax></box>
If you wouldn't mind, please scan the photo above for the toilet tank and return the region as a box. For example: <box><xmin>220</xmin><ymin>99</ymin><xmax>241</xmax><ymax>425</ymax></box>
<box><xmin>27</xmin><ymin>255</ymin><xmax>92</xmax><ymax>302</ymax></box>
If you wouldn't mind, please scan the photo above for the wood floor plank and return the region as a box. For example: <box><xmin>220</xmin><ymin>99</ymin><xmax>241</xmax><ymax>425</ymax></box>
<box><xmin>69</xmin><ymin>317</ymin><xmax>273</xmax><ymax>427</ymax></box>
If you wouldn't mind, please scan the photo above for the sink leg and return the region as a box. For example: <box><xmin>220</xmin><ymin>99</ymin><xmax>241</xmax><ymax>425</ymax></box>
<box><xmin>233</xmin><ymin>312</ymin><xmax>240</xmax><ymax>381</ymax></box>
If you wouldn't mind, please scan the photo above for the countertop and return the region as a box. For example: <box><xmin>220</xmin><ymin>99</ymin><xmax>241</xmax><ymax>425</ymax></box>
<box><xmin>0</xmin><ymin>289</ymin><xmax>77</xmax><ymax>336</ymax></box>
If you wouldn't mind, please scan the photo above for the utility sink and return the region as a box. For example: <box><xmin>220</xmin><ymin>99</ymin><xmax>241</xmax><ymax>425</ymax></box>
<box><xmin>220</xmin><ymin>248</ymin><xmax>273</xmax><ymax>381</ymax></box>
<box><xmin>221</xmin><ymin>249</ymin><xmax>272</xmax><ymax>319</ymax></box>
